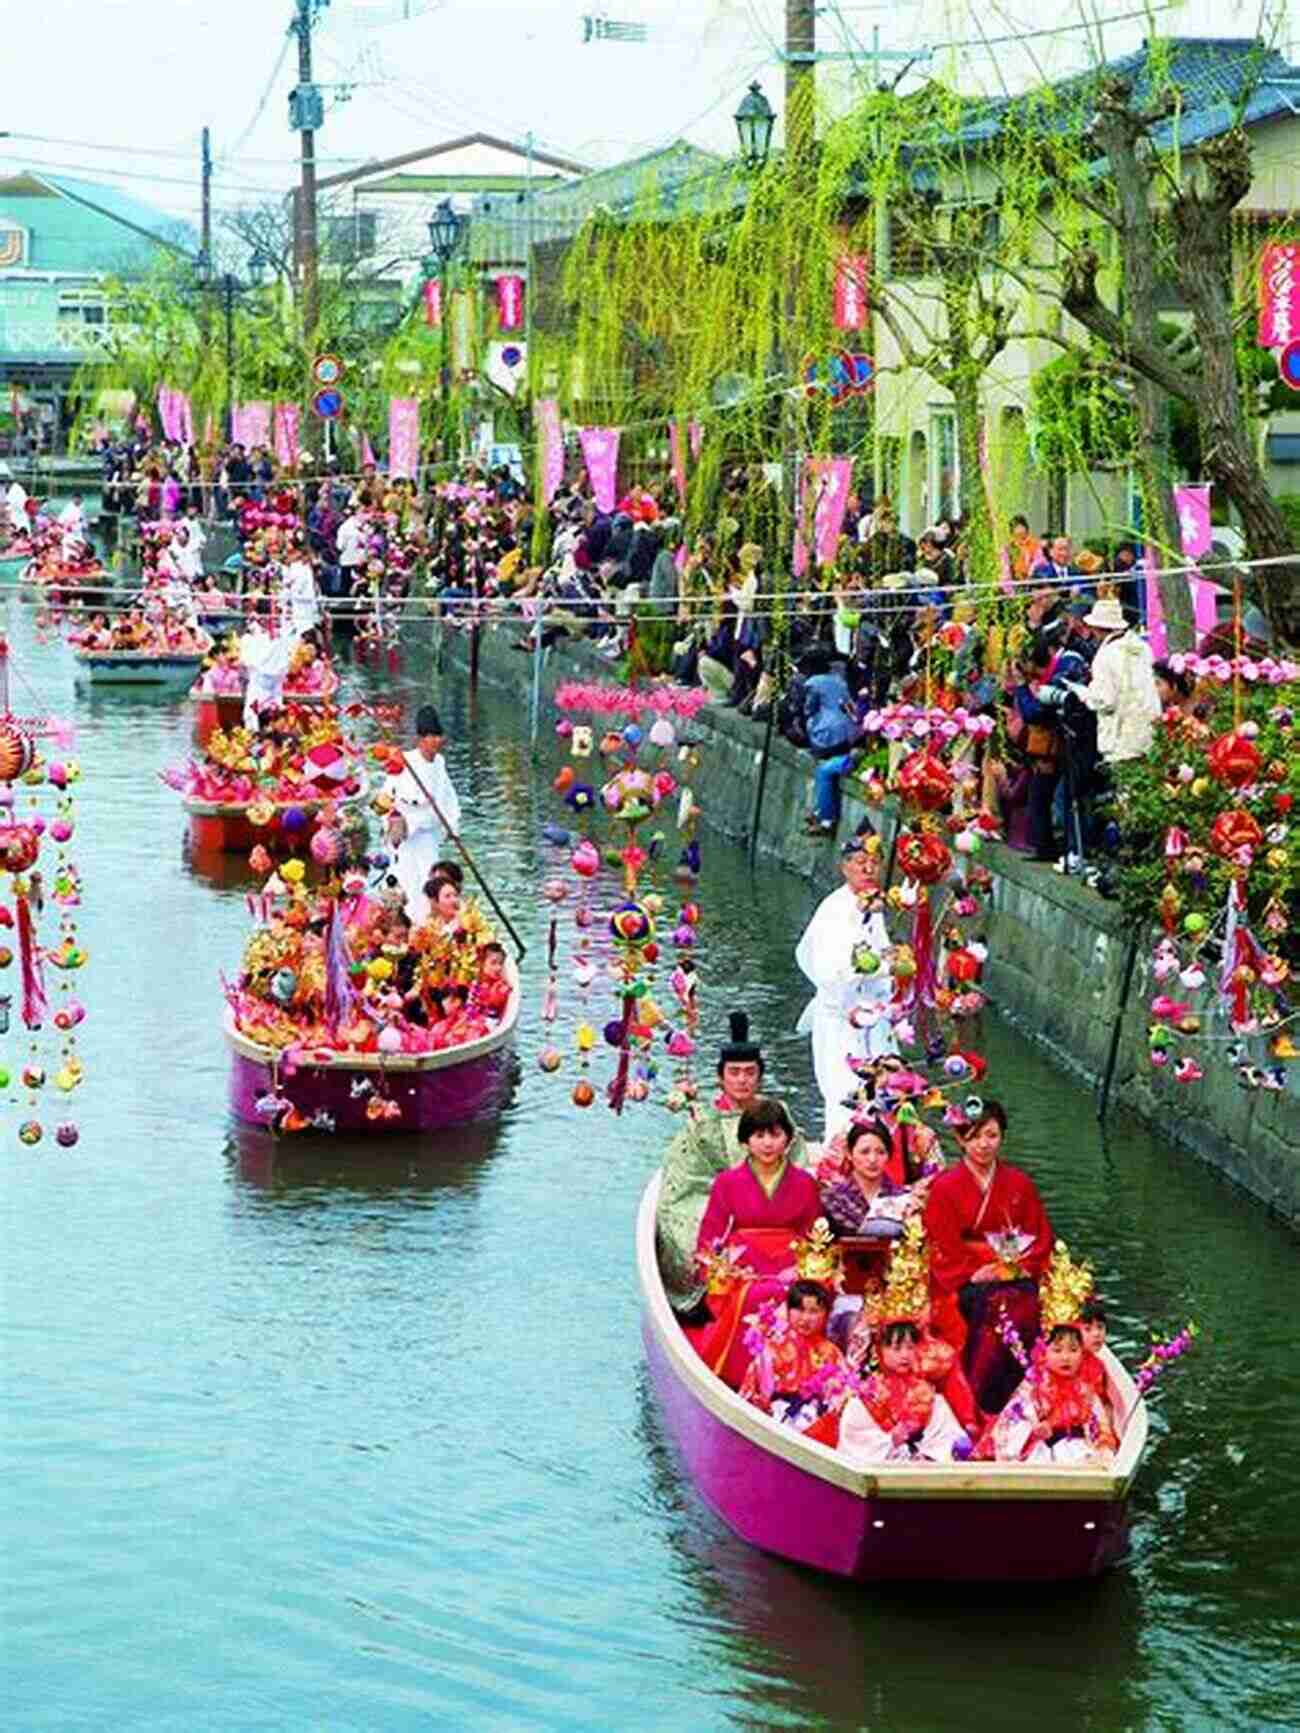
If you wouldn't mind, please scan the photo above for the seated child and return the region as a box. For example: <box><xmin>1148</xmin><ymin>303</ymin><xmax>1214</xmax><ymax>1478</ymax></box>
<box><xmin>1078</xmin><ymin>1297</ymin><xmax>1116</xmax><ymax>1428</ymax></box>
<box><xmin>979</xmin><ymin>1322</ymin><xmax>1119</xmax><ymax>1466</ymax></box>
<box><xmin>838</xmin><ymin>1320</ymin><xmax>970</xmax><ymax>1464</ymax></box>
<box><xmin>738</xmin><ymin>1279</ymin><xmax>848</xmax><ymax>1430</ymax></box>
<box><xmin>470</xmin><ymin>941</ymin><xmax>511</xmax><ymax>1019</ymax></box>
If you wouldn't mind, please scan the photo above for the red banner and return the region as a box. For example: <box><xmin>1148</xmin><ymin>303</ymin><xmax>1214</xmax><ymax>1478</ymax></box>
<box><xmin>424</xmin><ymin>278</ymin><xmax>442</xmax><ymax>328</ymax></box>
<box><xmin>833</xmin><ymin>253</ymin><xmax>870</xmax><ymax>331</ymax></box>
<box><xmin>1259</xmin><ymin>242</ymin><xmax>1300</xmax><ymax>346</ymax></box>
<box><xmin>496</xmin><ymin>273</ymin><xmax>525</xmax><ymax>332</ymax></box>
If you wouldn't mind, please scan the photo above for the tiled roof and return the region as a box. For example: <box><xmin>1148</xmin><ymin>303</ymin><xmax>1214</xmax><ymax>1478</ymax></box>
<box><xmin>945</xmin><ymin>36</ymin><xmax>1300</xmax><ymax>153</ymax></box>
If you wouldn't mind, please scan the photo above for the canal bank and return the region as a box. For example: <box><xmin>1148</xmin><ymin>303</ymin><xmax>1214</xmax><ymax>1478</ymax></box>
<box><xmin>436</xmin><ymin>620</ymin><xmax>1300</xmax><ymax>1228</ymax></box>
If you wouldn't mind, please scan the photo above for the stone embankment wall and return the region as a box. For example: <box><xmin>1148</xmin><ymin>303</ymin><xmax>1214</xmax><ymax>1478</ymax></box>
<box><xmin>436</xmin><ymin>624</ymin><xmax>1300</xmax><ymax>1228</ymax></box>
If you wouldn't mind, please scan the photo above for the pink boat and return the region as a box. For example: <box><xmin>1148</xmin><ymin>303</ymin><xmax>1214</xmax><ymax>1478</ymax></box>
<box><xmin>637</xmin><ymin>1175</ymin><xmax>1149</xmax><ymax>1584</ymax></box>
<box><xmin>224</xmin><ymin>963</ymin><xmax>520</xmax><ymax>1135</ymax></box>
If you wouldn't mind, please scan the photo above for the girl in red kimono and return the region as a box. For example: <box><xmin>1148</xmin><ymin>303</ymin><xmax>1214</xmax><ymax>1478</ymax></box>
<box><xmin>922</xmin><ymin>1100</ymin><xmax>1053</xmax><ymax>1417</ymax></box>
<box><xmin>738</xmin><ymin>1279</ymin><xmax>848</xmax><ymax>1429</ymax></box>
<box><xmin>689</xmin><ymin>1098</ymin><xmax>823</xmax><ymax>1387</ymax></box>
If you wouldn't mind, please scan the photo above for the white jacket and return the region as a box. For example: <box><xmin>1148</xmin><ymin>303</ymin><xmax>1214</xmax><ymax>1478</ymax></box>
<box><xmin>1082</xmin><ymin>629</ymin><xmax>1162</xmax><ymax>764</ymax></box>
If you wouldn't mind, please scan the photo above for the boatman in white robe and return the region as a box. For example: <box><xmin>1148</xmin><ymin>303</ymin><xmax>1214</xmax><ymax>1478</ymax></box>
<box><xmin>795</xmin><ymin>833</ymin><xmax>898</xmax><ymax>1139</ymax></box>
<box><xmin>283</xmin><ymin>546</ymin><xmax>321</xmax><ymax>639</ymax></box>
<box><xmin>383</xmin><ymin>704</ymin><xmax>462</xmax><ymax>925</ymax></box>
<box><xmin>239</xmin><ymin>618</ymin><xmax>294</xmax><ymax>731</ymax></box>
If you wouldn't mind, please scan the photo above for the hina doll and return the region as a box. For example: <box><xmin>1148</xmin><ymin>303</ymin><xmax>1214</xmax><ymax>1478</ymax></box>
<box><xmin>979</xmin><ymin>1244</ymin><xmax>1119</xmax><ymax>1466</ymax></box>
<box><xmin>738</xmin><ymin>1277</ymin><xmax>851</xmax><ymax>1437</ymax></box>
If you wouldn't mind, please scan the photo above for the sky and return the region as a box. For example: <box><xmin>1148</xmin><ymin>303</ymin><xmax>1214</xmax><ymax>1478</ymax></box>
<box><xmin>0</xmin><ymin>0</ymin><xmax>1290</xmax><ymax>226</ymax></box>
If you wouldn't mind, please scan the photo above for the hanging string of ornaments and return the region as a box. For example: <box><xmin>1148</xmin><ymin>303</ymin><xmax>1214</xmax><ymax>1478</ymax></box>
<box><xmin>536</xmin><ymin>683</ymin><xmax>710</xmax><ymax>1113</ymax></box>
<box><xmin>0</xmin><ymin>636</ymin><xmax>88</xmax><ymax>1149</ymax></box>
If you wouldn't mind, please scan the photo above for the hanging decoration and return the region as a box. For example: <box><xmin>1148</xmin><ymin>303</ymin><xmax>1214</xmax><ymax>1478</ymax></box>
<box><xmin>579</xmin><ymin>427</ymin><xmax>620</xmax><ymax>513</ymax></box>
<box><xmin>538</xmin><ymin>683</ymin><xmax>706</xmax><ymax>1114</ymax></box>
<box><xmin>0</xmin><ymin>635</ymin><xmax>88</xmax><ymax>1149</ymax></box>
<box><xmin>495</xmin><ymin>274</ymin><xmax>525</xmax><ymax>332</ymax></box>
<box><xmin>387</xmin><ymin>396</ymin><xmax>421</xmax><ymax>481</ymax></box>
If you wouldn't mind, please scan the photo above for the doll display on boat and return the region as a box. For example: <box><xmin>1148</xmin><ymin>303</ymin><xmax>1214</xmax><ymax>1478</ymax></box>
<box><xmin>15</xmin><ymin>517</ymin><xmax>109</xmax><ymax>605</ymax></box>
<box><xmin>224</xmin><ymin>856</ymin><xmax>520</xmax><ymax>1136</ymax></box>
<box><xmin>191</xmin><ymin>629</ymin><xmax>340</xmax><ymax>747</ymax></box>
<box><xmin>163</xmin><ymin>693</ymin><xmax>366</xmax><ymax>855</ymax></box>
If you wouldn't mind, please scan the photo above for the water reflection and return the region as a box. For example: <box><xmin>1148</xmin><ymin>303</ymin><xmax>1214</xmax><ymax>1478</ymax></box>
<box><xmin>226</xmin><ymin>1116</ymin><xmax>507</xmax><ymax>1198</ymax></box>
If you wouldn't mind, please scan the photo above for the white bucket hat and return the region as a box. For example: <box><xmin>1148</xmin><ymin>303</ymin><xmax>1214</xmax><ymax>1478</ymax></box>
<box><xmin>1084</xmin><ymin>595</ymin><xmax>1127</xmax><ymax>631</ymax></box>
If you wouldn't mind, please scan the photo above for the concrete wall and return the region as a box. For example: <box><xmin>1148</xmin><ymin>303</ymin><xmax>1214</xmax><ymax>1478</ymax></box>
<box><xmin>437</xmin><ymin>622</ymin><xmax>1300</xmax><ymax>1228</ymax></box>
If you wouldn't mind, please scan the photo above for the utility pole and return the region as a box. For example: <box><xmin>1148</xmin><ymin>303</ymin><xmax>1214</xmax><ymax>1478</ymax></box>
<box><xmin>785</xmin><ymin>0</ymin><xmax>816</xmax><ymax>156</ymax></box>
<box><xmin>290</xmin><ymin>0</ymin><xmax>325</xmax><ymax>341</ymax></box>
<box><xmin>200</xmin><ymin>126</ymin><xmax>213</xmax><ymax>277</ymax></box>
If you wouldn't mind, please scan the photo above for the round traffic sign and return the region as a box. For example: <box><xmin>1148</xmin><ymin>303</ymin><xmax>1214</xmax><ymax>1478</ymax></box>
<box><xmin>1279</xmin><ymin>340</ymin><xmax>1300</xmax><ymax>391</ymax></box>
<box><xmin>312</xmin><ymin>354</ymin><xmax>344</xmax><ymax>387</ymax></box>
<box><xmin>311</xmin><ymin>387</ymin><xmax>344</xmax><ymax>420</ymax></box>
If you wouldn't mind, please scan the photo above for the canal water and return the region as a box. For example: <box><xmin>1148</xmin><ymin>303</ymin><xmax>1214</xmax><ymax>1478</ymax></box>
<box><xmin>2</xmin><ymin>587</ymin><xmax>1297</xmax><ymax>1730</ymax></box>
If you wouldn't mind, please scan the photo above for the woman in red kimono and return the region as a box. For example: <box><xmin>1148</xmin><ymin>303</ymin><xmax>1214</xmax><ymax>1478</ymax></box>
<box><xmin>922</xmin><ymin>1100</ymin><xmax>1053</xmax><ymax>1417</ymax></box>
<box><xmin>688</xmin><ymin>1098</ymin><xmax>823</xmax><ymax>1387</ymax></box>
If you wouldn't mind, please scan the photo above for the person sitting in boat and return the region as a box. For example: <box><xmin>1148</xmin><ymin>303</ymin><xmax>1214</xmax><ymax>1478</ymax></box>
<box><xmin>977</xmin><ymin>1245</ymin><xmax>1119</xmax><ymax>1466</ymax></box>
<box><xmin>427</xmin><ymin>983</ymin><xmax>489</xmax><ymax>1052</ymax></box>
<box><xmin>200</xmin><ymin>639</ymin><xmax>244</xmax><ymax>696</ymax></box>
<box><xmin>738</xmin><ymin>1278</ymin><xmax>850</xmax><ymax>1433</ymax></box>
<box><xmin>819</xmin><ymin>1116</ymin><xmax>919</xmax><ymax>1238</ymax></box>
<box><xmin>469</xmin><ymin>941</ymin><xmax>511</xmax><ymax>1020</ymax></box>
<box><xmin>838</xmin><ymin>1222</ymin><xmax>972</xmax><ymax>1465</ymax></box>
<box><xmin>1078</xmin><ymin>1297</ymin><xmax>1117</xmax><ymax>1430</ymax></box>
<box><xmin>656</xmin><ymin>1011</ymin><xmax>812</xmax><ymax>1323</ymax></box>
<box><xmin>79</xmin><ymin>613</ymin><xmax>113</xmax><ymax>651</ymax></box>
<box><xmin>923</xmin><ymin>1099</ymin><xmax>1053</xmax><ymax>1419</ymax></box>
<box><xmin>686</xmin><ymin>1098</ymin><xmax>824</xmax><ymax>1388</ymax></box>
<box><xmin>382</xmin><ymin>706</ymin><xmax>462</xmax><ymax>926</ymax></box>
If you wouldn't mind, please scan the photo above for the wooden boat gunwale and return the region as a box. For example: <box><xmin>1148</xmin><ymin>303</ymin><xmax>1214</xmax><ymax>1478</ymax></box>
<box><xmin>637</xmin><ymin>1172</ymin><xmax>1148</xmax><ymax>1504</ymax></box>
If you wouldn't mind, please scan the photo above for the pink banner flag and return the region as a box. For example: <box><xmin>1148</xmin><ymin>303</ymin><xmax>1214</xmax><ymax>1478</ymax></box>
<box><xmin>668</xmin><ymin>421</ymin><xmax>686</xmax><ymax>501</ymax></box>
<box><xmin>1174</xmin><ymin>484</ymin><xmax>1212</xmax><ymax>558</ymax></box>
<box><xmin>833</xmin><ymin>253</ymin><xmax>870</xmax><ymax>331</ymax></box>
<box><xmin>1191</xmin><ymin>576</ymin><xmax>1219</xmax><ymax>644</ymax></box>
<box><xmin>496</xmin><ymin>273</ymin><xmax>525</xmax><ymax>332</ymax></box>
<box><xmin>176</xmin><ymin>392</ymin><xmax>194</xmax><ymax>446</ymax></box>
<box><xmin>688</xmin><ymin>420</ymin><xmax>703</xmax><ymax>461</ymax></box>
<box><xmin>1259</xmin><ymin>242</ymin><xmax>1300</xmax><ymax>347</ymax></box>
<box><xmin>579</xmin><ymin>426</ymin><xmax>620</xmax><ymax>513</ymax></box>
<box><xmin>793</xmin><ymin>457</ymin><xmax>853</xmax><ymax>577</ymax></box>
<box><xmin>235</xmin><ymin>402</ymin><xmax>271</xmax><ymax>450</ymax></box>
<box><xmin>274</xmin><ymin>402</ymin><xmax>301</xmax><ymax>468</ymax></box>
<box><xmin>157</xmin><ymin>386</ymin><xmax>179</xmax><ymax>441</ymax></box>
<box><xmin>388</xmin><ymin>396</ymin><xmax>420</xmax><ymax>479</ymax></box>
<box><xmin>536</xmin><ymin>398</ymin><xmax>564</xmax><ymax>505</ymax></box>
<box><xmin>424</xmin><ymin>278</ymin><xmax>442</xmax><ymax>327</ymax></box>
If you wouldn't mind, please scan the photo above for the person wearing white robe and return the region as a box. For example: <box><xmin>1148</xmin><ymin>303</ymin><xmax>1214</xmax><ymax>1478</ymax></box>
<box><xmin>838</xmin><ymin>1386</ymin><xmax>968</xmax><ymax>1465</ymax></box>
<box><xmin>5</xmin><ymin>479</ymin><xmax>29</xmax><ymax>532</ymax></box>
<box><xmin>284</xmin><ymin>552</ymin><xmax>321</xmax><ymax>638</ymax></box>
<box><xmin>795</xmin><ymin>839</ymin><xmax>898</xmax><ymax>1139</ymax></box>
<box><xmin>58</xmin><ymin>494</ymin><xmax>86</xmax><ymax>540</ymax></box>
<box><xmin>239</xmin><ymin>621</ymin><xmax>294</xmax><ymax>730</ymax></box>
<box><xmin>383</xmin><ymin>704</ymin><xmax>461</xmax><ymax>924</ymax></box>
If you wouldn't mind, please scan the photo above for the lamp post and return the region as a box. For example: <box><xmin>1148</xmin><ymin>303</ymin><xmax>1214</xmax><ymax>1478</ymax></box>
<box><xmin>425</xmin><ymin>198</ymin><xmax>471</xmax><ymax>453</ymax></box>
<box><xmin>734</xmin><ymin>81</ymin><xmax>776</xmax><ymax>171</ymax></box>
<box><xmin>216</xmin><ymin>250</ymin><xmax>270</xmax><ymax>443</ymax></box>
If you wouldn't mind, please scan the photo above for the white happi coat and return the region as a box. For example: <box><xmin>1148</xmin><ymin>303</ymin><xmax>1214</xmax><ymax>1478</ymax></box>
<box><xmin>795</xmin><ymin>884</ymin><xmax>897</xmax><ymax>1137</ymax></box>
<box><xmin>239</xmin><ymin>625</ymin><xmax>294</xmax><ymax>730</ymax></box>
<box><xmin>384</xmin><ymin>749</ymin><xmax>462</xmax><ymax>924</ymax></box>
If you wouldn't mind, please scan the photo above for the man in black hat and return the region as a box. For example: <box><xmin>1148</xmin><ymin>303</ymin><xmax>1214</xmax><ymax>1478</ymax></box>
<box><xmin>655</xmin><ymin>1010</ymin><xmax>812</xmax><ymax>1320</ymax></box>
<box><xmin>382</xmin><ymin>703</ymin><xmax>461</xmax><ymax>923</ymax></box>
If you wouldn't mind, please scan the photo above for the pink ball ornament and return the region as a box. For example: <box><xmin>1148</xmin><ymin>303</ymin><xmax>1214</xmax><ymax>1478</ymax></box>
<box><xmin>377</xmin><ymin>1026</ymin><xmax>404</xmax><ymax>1055</ymax></box>
<box><xmin>542</xmin><ymin>878</ymin><xmax>569</xmax><ymax>903</ymax></box>
<box><xmin>537</xmin><ymin>1046</ymin><xmax>562</xmax><ymax>1073</ymax></box>
<box><xmin>50</xmin><ymin>820</ymin><xmax>73</xmax><ymax>843</ymax></box>
<box><xmin>47</xmin><ymin>762</ymin><xmax>68</xmax><ymax>789</ymax></box>
<box><xmin>573</xmin><ymin>905</ymin><xmax>593</xmax><ymax>928</ymax></box>
<box><xmin>309</xmin><ymin>825</ymin><xmax>342</xmax><ymax>866</ymax></box>
<box><xmin>571</xmin><ymin>839</ymin><xmax>600</xmax><ymax>879</ymax></box>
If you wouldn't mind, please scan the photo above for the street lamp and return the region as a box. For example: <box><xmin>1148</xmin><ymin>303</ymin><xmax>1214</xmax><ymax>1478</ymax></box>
<box><xmin>734</xmin><ymin>80</ymin><xmax>776</xmax><ymax>170</ymax></box>
<box><xmin>427</xmin><ymin>198</ymin><xmax>468</xmax><ymax>272</ymax></box>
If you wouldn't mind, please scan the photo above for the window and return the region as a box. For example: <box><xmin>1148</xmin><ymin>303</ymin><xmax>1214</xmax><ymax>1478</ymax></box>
<box><xmin>56</xmin><ymin>290</ymin><xmax>108</xmax><ymax>327</ymax></box>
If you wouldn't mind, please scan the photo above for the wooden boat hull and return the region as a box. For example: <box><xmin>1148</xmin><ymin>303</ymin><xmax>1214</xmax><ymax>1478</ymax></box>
<box><xmin>637</xmin><ymin>1175</ymin><xmax>1146</xmax><ymax>1584</ymax></box>
<box><xmin>75</xmin><ymin>650</ymin><xmax>204</xmax><ymax>687</ymax></box>
<box><xmin>224</xmin><ymin>982</ymin><xmax>519</xmax><ymax>1134</ymax></box>
<box><xmin>183</xmin><ymin>797</ymin><xmax>325</xmax><ymax>854</ymax></box>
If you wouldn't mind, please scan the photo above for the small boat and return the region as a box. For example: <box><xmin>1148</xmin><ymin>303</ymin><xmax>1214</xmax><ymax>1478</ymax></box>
<box><xmin>224</xmin><ymin>962</ymin><xmax>520</xmax><ymax>1135</ymax></box>
<box><xmin>183</xmin><ymin>795</ymin><xmax>327</xmax><ymax>854</ymax></box>
<box><xmin>191</xmin><ymin>681</ymin><xmax>336</xmax><ymax>747</ymax></box>
<box><xmin>74</xmin><ymin>647</ymin><xmax>207</xmax><ymax>688</ymax></box>
<box><xmin>637</xmin><ymin>1173</ymin><xmax>1149</xmax><ymax>1584</ymax></box>
<box><xmin>19</xmin><ymin>563</ymin><xmax>110</xmax><ymax>604</ymax></box>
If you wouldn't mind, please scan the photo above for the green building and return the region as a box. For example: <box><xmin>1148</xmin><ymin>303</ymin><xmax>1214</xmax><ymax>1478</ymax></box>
<box><xmin>0</xmin><ymin>170</ymin><xmax>194</xmax><ymax>451</ymax></box>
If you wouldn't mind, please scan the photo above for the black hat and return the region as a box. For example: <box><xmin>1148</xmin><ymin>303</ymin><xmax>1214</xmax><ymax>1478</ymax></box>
<box><xmin>415</xmin><ymin>704</ymin><xmax>443</xmax><ymax>737</ymax></box>
<box><xmin>719</xmin><ymin>1009</ymin><xmax>763</xmax><ymax>1069</ymax></box>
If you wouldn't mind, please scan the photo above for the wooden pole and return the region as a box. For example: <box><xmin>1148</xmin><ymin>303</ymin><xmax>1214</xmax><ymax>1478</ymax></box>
<box><xmin>396</xmin><ymin>751</ymin><xmax>527</xmax><ymax>959</ymax></box>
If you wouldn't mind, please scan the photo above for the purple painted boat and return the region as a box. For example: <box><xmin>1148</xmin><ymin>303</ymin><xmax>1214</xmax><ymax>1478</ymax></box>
<box><xmin>224</xmin><ymin>964</ymin><xmax>520</xmax><ymax>1136</ymax></box>
<box><xmin>638</xmin><ymin>1174</ymin><xmax>1149</xmax><ymax>1584</ymax></box>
